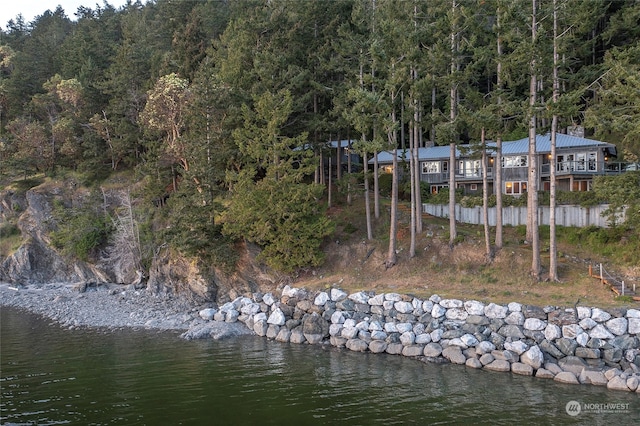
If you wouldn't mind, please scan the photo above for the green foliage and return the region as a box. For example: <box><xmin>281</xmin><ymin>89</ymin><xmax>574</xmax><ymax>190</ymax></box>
<box><xmin>336</xmin><ymin>173</ymin><xmax>363</xmax><ymax>198</ymax></box>
<box><xmin>223</xmin><ymin>89</ymin><xmax>335</xmax><ymax>273</ymax></box>
<box><xmin>378</xmin><ymin>173</ymin><xmax>393</xmax><ymax>196</ymax></box>
<box><xmin>0</xmin><ymin>222</ymin><xmax>22</xmax><ymax>257</ymax></box>
<box><xmin>9</xmin><ymin>177</ymin><xmax>45</xmax><ymax>194</ymax></box>
<box><xmin>593</xmin><ymin>172</ymin><xmax>640</xmax><ymax>227</ymax></box>
<box><xmin>3</xmin><ymin>0</ymin><xmax>640</xmax><ymax>278</ymax></box>
<box><xmin>0</xmin><ymin>222</ymin><xmax>20</xmax><ymax>238</ymax></box>
<box><xmin>162</xmin><ymin>187</ymin><xmax>237</xmax><ymax>274</ymax></box>
<box><xmin>224</xmin><ymin>173</ymin><xmax>335</xmax><ymax>273</ymax></box>
<box><xmin>557</xmin><ymin>224</ymin><xmax>640</xmax><ymax>265</ymax></box>
<box><xmin>342</xmin><ymin>222</ymin><xmax>358</xmax><ymax>235</ymax></box>
<box><xmin>50</xmin><ymin>199</ymin><xmax>111</xmax><ymax>261</ymax></box>
<box><xmin>422</xmin><ymin>187</ymin><xmax>465</xmax><ymax>205</ymax></box>
<box><xmin>433</xmin><ymin>190</ymin><xmax>604</xmax><ymax>209</ymax></box>
<box><xmin>585</xmin><ymin>42</ymin><xmax>640</xmax><ymax>160</ymax></box>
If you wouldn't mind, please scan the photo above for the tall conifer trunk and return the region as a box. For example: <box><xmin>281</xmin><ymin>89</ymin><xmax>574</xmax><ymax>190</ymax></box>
<box><xmin>495</xmin><ymin>7</ymin><xmax>504</xmax><ymax>250</ymax></box>
<box><xmin>549</xmin><ymin>0</ymin><xmax>559</xmax><ymax>281</ymax></box>
<box><xmin>528</xmin><ymin>0</ymin><xmax>541</xmax><ymax>279</ymax></box>
<box><xmin>449</xmin><ymin>0</ymin><xmax>458</xmax><ymax>246</ymax></box>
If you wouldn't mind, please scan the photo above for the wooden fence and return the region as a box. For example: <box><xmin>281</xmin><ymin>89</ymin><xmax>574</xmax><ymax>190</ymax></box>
<box><xmin>588</xmin><ymin>263</ymin><xmax>639</xmax><ymax>301</ymax></box>
<box><xmin>422</xmin><ymin>203</ymin><xmax>623</xmax><ymax>228</ymax></box>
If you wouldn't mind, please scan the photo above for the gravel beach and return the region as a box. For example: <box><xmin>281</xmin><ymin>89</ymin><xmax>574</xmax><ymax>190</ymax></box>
<box><xmin>0</xmin><ymin>282</ymin><xmax>253</xmax><ymax>339</ymax></box>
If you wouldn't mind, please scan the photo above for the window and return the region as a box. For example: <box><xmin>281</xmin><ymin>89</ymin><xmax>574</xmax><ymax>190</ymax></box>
<box><xmin>557</xmin><ymin>154</ymin><xmax>574</xmax><ymax>172</ymax></box>
<box><xmin>588</xmin><ymin>152</ymin><xmax>597</xmax><ymax>171</ymax></box>
<box><xmin>572</xmin><ymin>181</ymin><xmax>591</xmax><ymax>192</ymax></box>
<box><xmin>502</xmin><ymin>156</ymin><xmax>528</xmax><ymax>168</ymax></box>
<box><xmin>556</xmin><ymin>152</ymin><xmax>597</xmax><ymax>172</ymax></box>
<box><xmin>505</xmin><ymin>181</ymin><xmax>527</xmax><ymax>195</ymax></box>
<box><xmin>422</xmin><ymin>161</ymin><xmax>440</xmax><ymax>174</ymax></box>
<box><xmin>459</xmin><ymin>159</ymin><xmax>481</xmax><ymax>177</ymax></box>
<box><xmin>430</xmin><ymin>184</ymin><xmax>448</xmax><ymax>194</ymax></box>
<box><xmin>470</xmin><ymin>184</ymin><xmax>478</xmax><ymax>191</ymax></box>
<box><xmin>576</xmin><ymin>153</ymin><xmax>586</xmax><ymax>171</ymax></box>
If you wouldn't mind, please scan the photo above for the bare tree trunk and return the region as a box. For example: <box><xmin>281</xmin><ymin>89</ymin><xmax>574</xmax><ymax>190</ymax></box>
<box><xmin>495</xmin><ymin>9</ymin><xmax>503</xmax><ymax>250</ymax></box>
<box><xmin>363</xmin><ymin>151</ymin><xmax>373</xmax><ymax>240</ymax></box>
<box><xmin>328</xmin><ymin>156</ymin><xmax>332</xmax><ymax>209</ymax></box>
<box><xmin>386</xmin><ymin>148</ymin><xmax>398</xmax><ymax>269</ymax></box>
<box><xmin>374</xmin><ymin>135</ymin><xmax>380</xmax><ymax>219</ymax></box>
<box><xmin>549</xmin><ymin>0</ymin><xmax>559</xmax><ymax>281</ymax></box>
<box><xmin>431</xmin><ymin>87</ymin><xmax>436</xmax><ymax>145</ymax></box>
<box><xmin>528</xmin><ymin>0</ymin><xmax>541</xmax><ymax>279</ymax></box>
<box><xmin>409</xmin><ymin>106</ymin><xmax>416</xmax><ymax>258</ymax></box>
<box><xmin>386</xmin><ymin>101</ymin><xmax>399</xmax><ymax>269</ymax></box>
<box><xmin>414</xmin><ymin>96</ymin><xmax>423</xmax><ymax>234</ymax></box>
<box><xmin>347</xmin><ymin>138</ymin><xmax>353</xmax><ymax>205</ymax></box>
<box><xmin>449</xmin><ymin>142</ymin><xmax>457</xmax><ymax>246</ymax></box>
<box><xmin>101</xmin><ymin>188</ymin><xmax>143</xmax><ymax>284</ymax></box>
<box><xmin>336</xmin><ymin>136</ymin><xmax>342</xmax><ymax>182</ymax></box>
<box><xmin>482</xmin><ymin>128</ymin><xmax>492</xmax><ymax>260</ymax></box>
<box><xmin>448</xmin><ymin>0</ymin><xmax>458</xmax><ymax>247</ymax></box>
<box><xmin>495</xmin><ymin>135</ymin><xmax>503</xmax><ymax>248</ymax></box>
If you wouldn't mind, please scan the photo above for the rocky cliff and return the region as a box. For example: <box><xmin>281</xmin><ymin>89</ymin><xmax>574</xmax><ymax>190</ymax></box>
<box><xmin>0</xmin><ymin>179</ymin><xmax>281</xmax><ymax>302</ymax></box>
<box><xmin>0</xmin><ymin>180</ymin><xmax>110</xmax><ymax>285</ymax></box>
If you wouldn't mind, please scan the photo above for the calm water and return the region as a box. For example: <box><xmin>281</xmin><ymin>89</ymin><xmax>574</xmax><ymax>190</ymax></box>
<box><xmin>1</xmin><ymin>307</ymin><xmax>638</xmax><ymax>425</ymax></box>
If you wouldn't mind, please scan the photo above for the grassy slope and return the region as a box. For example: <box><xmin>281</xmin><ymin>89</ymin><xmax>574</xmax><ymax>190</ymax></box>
<box><xmin>293</xmin><ymin>196</ymin><xmax>639</xmax><ymax>310</ymax></box>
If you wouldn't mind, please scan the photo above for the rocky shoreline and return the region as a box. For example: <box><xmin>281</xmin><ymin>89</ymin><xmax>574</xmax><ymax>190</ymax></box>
<box><xmin>192</xmin><ymin>285</ymin><xmax>640</xmax><ymax>394</ymax></box>
<box><xmin>2</xmin><ymin>281</ymin><xmax>640</xmax><ymax>393</ymax></box>
<box><xmin>0</xmin><ymin>282</ymin><xmax>251</xmax><ymax>338</ymax></box>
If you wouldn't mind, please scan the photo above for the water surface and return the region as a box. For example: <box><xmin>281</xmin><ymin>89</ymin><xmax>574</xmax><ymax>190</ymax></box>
<box><xmin>1</xmin><ymin>307</ymin><xmax>637</xmax><ymax>425</ymax></box>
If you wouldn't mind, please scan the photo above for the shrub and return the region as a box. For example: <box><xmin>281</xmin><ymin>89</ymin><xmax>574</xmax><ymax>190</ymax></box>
<box><xmin>378</xmin><ymin>173</ymin><xmax>393</xmax><ymax>196</ymax></box>
<box><xmin>50</xmin><ymin>200</ymin><xmax>112</xmax><ymax>261</ymax></box>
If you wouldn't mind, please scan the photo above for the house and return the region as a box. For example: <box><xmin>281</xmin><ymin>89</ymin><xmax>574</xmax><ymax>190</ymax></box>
<box><xmin>326</xmin><ymin>139</ymin><xmax>363</xmax><ymax>176</ymax></box>
<box><xmin>371</xmin><ymin>133</ymin><xmax>621</xmax><ymax>195</ymax></box>
<box><xmin>296</xmin><ymin>139</ymin><xmax>363</xmax><ymax>179</ymax></box>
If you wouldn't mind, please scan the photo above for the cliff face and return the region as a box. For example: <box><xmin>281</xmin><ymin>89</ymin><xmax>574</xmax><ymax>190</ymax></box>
<box><xmin>147</xmin><ymin>242</ymin><xmax>281</xmax><ymax>303</ymax></box>
<box><xmin>0</xmin><ymin>180</ymin><xmax>282</xmax><ymax>302</ymax></box>
<box><xmin>1</xmin><ymin>181</ymin><xmax>111</xmax><ymax>285</ymax></box>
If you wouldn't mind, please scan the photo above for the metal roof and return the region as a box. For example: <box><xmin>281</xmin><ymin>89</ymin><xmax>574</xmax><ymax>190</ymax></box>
<box><xmin>373</xmin><ymin>145</ymin><xmax>461</xmax><ymax>164</ymax></box>
<box><xmin>328</xmin><ymin>139</ymin><xmax>357</xmax><ymax>149</ymax></box>
<box><xmin>501</xmin><ymin>133</ymin><xmax>614</xmax><ymax>155</ymax></box>
<box><xmin>371</xmin><ymin>133</ymin><xmax>616</xmax><ymax>164</ymax></box>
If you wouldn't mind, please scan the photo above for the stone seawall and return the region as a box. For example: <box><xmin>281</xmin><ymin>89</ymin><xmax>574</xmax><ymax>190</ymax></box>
<box><xmin>188</xmin><ymin>286</ymin><xmax>640</xmax><ymax>393</ymax></box>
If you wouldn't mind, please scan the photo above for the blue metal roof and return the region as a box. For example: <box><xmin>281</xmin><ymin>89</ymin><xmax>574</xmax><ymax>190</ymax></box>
<box><xmin>373</xmin><ymin>145</ymin><xmax>461</xmax><ymax>164</ymax></box>
<box><xmin>501</xmin><ymin>133</ymin><xmax>614</xmax><ymax>155</ymax></box>
<box><xmin>328</xmin><ymin>139</ymin><xmax>357</xmax><ymax>149</ymax></box>
<box><xmin>371</xmin><ymin>133</ymin><xmax>616</xmax><ymax>164</ymax></box>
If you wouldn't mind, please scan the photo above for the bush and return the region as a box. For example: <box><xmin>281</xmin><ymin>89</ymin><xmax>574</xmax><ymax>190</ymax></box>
<box><xmin>0</xmin><ymin>222</ymin><xmax>21</xmax><ymax>238</ymax></box>
<box><xmin>378</xmin><ymin>173</ymin><xmax>393</xmax><ymax>196</ymax></box>
<box><xmin>50</xmin><ymin>200</ymin><xmax>112</xmax><ymax>261</ymax></box>
<box><xmin>0</xmin><ymin>222</ymin><xmax>22</xmax><ymax>257</ymax></box>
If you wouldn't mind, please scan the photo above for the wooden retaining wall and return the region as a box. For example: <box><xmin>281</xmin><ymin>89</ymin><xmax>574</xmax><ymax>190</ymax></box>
<box><xmin>422</xmin><ymin>204</ymin><xmax>623</xmax><ymax>228</ymax></box>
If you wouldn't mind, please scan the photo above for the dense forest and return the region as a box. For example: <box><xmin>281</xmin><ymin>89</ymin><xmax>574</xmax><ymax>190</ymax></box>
<box><xmin>1</xmin><ymin>0</ymin><xmax>639</xmax><ymax>280</ymax></box>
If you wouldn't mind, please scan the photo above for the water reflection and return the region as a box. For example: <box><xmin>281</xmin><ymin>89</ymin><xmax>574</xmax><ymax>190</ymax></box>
<box><xmin>1</xmin><ymin>307</ymin><xmax>638</xmax><ymax>425</ymax></box>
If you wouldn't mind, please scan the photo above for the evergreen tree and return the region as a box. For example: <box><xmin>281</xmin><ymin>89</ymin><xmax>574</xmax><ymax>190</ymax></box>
<box><xmin>584</xmin><ymin>42</ymin><xmax>640</xmax><ymax>160</ymax></box>
<box><xmin>223</xmin><ymin>90</ymin><xmax>334</xmax><ymax>272</ymax></box>
<box><xmin>3</xmin><ymin>8</ymin><xmax>73</xmax><ymax>120</ymax></box>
